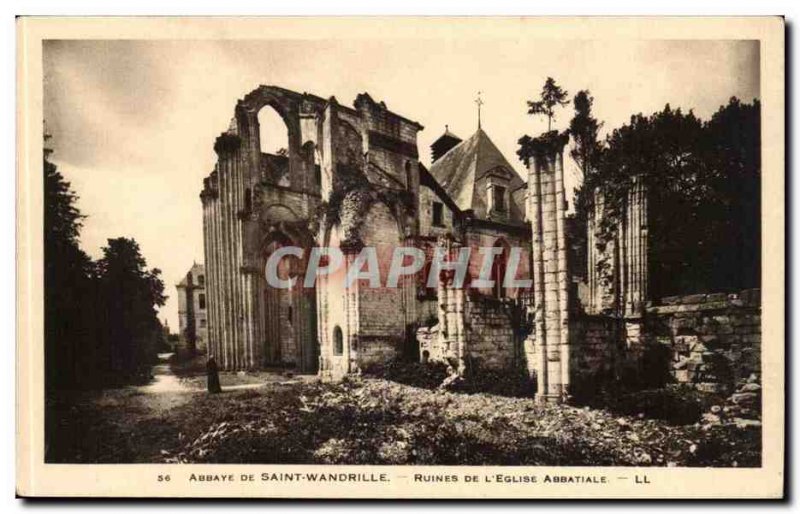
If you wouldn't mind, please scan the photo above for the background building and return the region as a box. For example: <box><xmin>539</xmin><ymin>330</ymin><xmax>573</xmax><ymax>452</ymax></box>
<box><xmin>176</xmin><ymin>262</ymin><xmax>208</xmax><ymax>353</ymax></box>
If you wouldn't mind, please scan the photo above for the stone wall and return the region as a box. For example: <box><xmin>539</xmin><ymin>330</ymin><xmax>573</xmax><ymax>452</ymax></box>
<box><xmin>415</xmin><ymin>286</ymin><xmax>761</xmax><ymax>398</ymax></box>
<box><xmin>418</xmin><ymin>286</ymin><xmax>519</xmax><ymax>372</ymax></box>
<box><xmin>646</xmin><ymin>289</ymin><xmax>761</xmax><ymax>392</ymax></box>
<box><xmin>569</xmin><ymin>315</ymin><xmax>622</xmax><ymax>393</ymax></box>
<box><xmin>463</xmin><ymin>296</ymin><xmax>519</xmax><ymax>370</ymax></box>
<box><xmin>565</xmin><ymin>289</ymin><xmax>760</xmax><ymax>395</ymax></box>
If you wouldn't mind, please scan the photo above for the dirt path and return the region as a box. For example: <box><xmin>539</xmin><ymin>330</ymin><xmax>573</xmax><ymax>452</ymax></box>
<box><xmin>47</xmin><ymin>354</ymin><xmax>303</xmax><ymax>463</ymax></box>
<box><xmin>134</xmin><ymin>353</ymin><xmax>271</xmax><ymax>413</ymax></box>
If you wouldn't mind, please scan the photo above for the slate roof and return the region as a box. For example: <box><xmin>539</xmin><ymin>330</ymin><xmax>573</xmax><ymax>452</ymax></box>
<box><xmin>431</xmin><ymin>127</ymin><xmax>463</xmax><ymax>163</ymax></box>
<box><xmin>428</xmin><ymin>128</ymin><xmax>526</xmax><ymax>222</ymax></box>
<box><xmin>177</xmin><ymin>263</ymin><xmax>206</xmax><ymax>288</ymax></box>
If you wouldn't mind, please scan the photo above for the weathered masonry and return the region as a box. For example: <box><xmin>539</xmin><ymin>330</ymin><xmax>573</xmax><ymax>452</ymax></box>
<box><xmin>201</xmin><ymin>84</ymin><xmax>761</xmax><ymax>403</ymax></box>
<box><xmin>201</xmin><ymin>86</ymin><xmax>424</xmax><ymax>374</ymax></box>
<box><xmin>201</xmin><ymin>85</ymin><xmax>533</xmax><ymax>379</ymax></box>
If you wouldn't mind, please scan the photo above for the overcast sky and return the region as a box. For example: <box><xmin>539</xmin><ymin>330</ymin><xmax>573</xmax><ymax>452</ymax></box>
<box><xmin>43</xmin><ymin>39</ymin><xmax>759</xmax><ymax>329</ymax></box>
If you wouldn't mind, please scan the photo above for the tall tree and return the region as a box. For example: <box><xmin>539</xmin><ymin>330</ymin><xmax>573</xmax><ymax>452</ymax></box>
<box><xmin>96</xmin><ymin>238</ymin><xmax>166</xmax><ymax>382</ymax></box>
<box><xmin>568</xmin><ymin>90</ymin><xmax>602</xmax><ymax>178</ymax></box>
<box><xmin>701</xmin><ymin>97</ymin><xmax>761</xmax><ymax>293</ymax></box>
<box><xmin>44</xmin><ymin>130</ymin><xmax>96</xmax><ymax>390</ymax></box>
<box><xmin>567</xmin><ymin>90</ymin><xmax>602</xmax><ymax>281</ymax></box>
<box><xmin>582</xmin><ymin>98</ymin><xmax>760</xmax><ymax>297</ymax></box>
<box><xmin>527</xmin><ymin>77</ymin><xmax>570</xmax><ymax>132</ymax></box>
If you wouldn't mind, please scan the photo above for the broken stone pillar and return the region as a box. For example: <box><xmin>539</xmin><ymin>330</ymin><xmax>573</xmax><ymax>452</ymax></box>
<box><xmin>623</xmin><ymin>177</ymin><xmax>648</xmax><ymax>314</ymax></box>
<box><xmin>435</xmin><ymin>237</ymin><xmax>468</xmax><ymax>375</ymax></box>
<box><xmin>587</xmin><ymin>176</ymin><xmax>648</xmax><ymax>319</ymax></box>
<box><xmin>623</xmin><ymin>176</ymin><xmax>648</xmax><ymax>348</ymax></box>
<box><xmin>527</xmin><ymin>132</ymin><xmax>571</xmax><ymax>403</ymax></box>
<box><xmin>341</xmin><ymin>241</ymin><xmax>362</xmax><ymax>376</ymax></box>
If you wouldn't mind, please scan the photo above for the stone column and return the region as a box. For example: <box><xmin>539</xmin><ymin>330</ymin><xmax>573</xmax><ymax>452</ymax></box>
<box><xmin>527</xmin><ymin>132</ymin><xmax>570</xmax><ymax>403</ymax></box>
<box><xmin>342</xmin><ymin>242</ymin><xmax>362</xmax><ymax>375</ymax></box>
<box><xmin>554</xmin><ymin>151</ymin><xmax>570</xmax><ymax>395</ymax></box>
<box><xmin>586</xmin><ymin>197</ymin><xmax>596</xmax><ymax>315</ymax></box>
<box><xmin>214</xmin><ymin>131</ymin><xmax>242</xmax><ymax>369</ymax></box>
<box><xmin>623</xmin><ymin>176</ymin><xmax>648</xmax><ymax>348</ymax></box>
<box><xmin>211</xmin><ymin>177</ymin><xmax>222</xmax><ymax>363</ymax></box>
<box><xmin>201</xmin><ymin>180</ymin><xmax>215</xmax><ymax>358</ymax></box>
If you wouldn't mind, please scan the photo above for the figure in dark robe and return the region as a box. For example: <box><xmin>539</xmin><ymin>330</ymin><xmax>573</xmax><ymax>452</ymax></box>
<box><xmin>206</xmin><ymin>356</ymin><xmax>222</xmax><ymax>394</ymax></box>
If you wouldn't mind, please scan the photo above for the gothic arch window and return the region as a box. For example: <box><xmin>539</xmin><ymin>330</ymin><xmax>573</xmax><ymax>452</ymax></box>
<box><xmin>333</xmin><ymin>326</ymin><xmax>344</xmax><ymax>356</ymax></box>
<box><xmin>257</xmin><ymin>106</ymin><xmax>291</xmax><ymax>187</ymax></box>
<box><xmin>257</xmin><ymin>106</ymin><xmax>289</xmax><ymax>156</ymax></box>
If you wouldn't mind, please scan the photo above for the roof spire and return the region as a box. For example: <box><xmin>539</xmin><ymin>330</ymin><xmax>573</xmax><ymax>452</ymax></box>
<box><xmin>475</xmin><ymin>91</ymin><xmax>484</xmax><ymax>130</ymax></box>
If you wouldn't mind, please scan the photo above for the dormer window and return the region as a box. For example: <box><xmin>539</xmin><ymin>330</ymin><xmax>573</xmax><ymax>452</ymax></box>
<box><xmin>432</xmin><ymin>201</ymin><xmax>444</xmax><ymax>227</ymax></box>
<box><xmin>492</xmin><ymin>185</ymin><xmax>507</xmax><ymax>213</ymax></box>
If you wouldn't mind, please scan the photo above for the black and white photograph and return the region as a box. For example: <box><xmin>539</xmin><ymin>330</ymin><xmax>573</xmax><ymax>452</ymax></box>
<box><xmin>16</xmin><ymin>16</ymin><xmax>785</xmax><ymax>499</ymax></box>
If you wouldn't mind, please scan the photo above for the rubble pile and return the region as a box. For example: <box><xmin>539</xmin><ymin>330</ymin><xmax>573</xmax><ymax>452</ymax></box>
<box><xmin>163</xmin><ymin>378</ymin><xmax>760</xmax><ymax>467</ymax></box>
<box><xmin>701</xmin><ymin>373</ymin><xmax>762</xmax><ymax>429</ymax></box>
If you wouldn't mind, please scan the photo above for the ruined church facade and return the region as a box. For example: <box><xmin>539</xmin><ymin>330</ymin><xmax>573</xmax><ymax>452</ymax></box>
<box><xmin>201</xmin><ymin>85</ymin><xmax>760</xmax><ymax>403</ymax></box>
<box><xmin>200</xmin><ymin>85</ymin><xmax>535</xmax><ymax>381</ymax></box>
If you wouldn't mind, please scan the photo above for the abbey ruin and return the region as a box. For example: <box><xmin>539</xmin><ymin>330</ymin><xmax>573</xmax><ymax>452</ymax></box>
<box><xmin>200</xmin><ymin>85</ymin><xmax>761</xmax><ymax>403</ymax></box>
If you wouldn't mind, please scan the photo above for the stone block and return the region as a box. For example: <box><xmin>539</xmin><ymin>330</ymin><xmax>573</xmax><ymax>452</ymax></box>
<box><xmin>739</xmin><ymin>382</ymin><xmax>761</xmax><ymax>393</ymax></box>
<box><xmin>731</xmin><ymin>392</ymin><xmax>758</xmax><ymax>405</ymax></box>
<box><xmin>673</xmin><ymin>357</ymin><xmax>689</xmax><ymax>370</ymax></box>
<box><xmin>680</xmin><ymin>293</ymin><xmax>708</xmax><ymax>305</ymax></box>
<box><xmin>696</xmin><ymin>383</ymin><xmax>723</xmax><ymax>393</ymax></box>
<box><xmin>706</xmin><ymin>293</ymin><xmax>728</xmax><ymax>303</ymax></box>
<box><xmin>712</xmin><ymin>315</ymin><xmax>731</xmax><ymax>325</ymax></box>
<box><xmin>673</xmin><ymin>335</ymin><xmax>697</xmax><ymax>352</ymax></box>
<box><xmin>673</xmin><ymin>369</ymin><xmax>690</xmax><ymax>382</ymax></box>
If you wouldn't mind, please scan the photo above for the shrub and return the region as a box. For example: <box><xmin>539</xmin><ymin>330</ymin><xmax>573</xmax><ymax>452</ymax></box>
<box><xmin>450</xmin><ymin>359</ymin><xmax>536</xmax><ymax>398</ymax></box>
<box><xmin>362</xmin><ymin>360</ymin><xmax>449</xmax><ymax>390</ymax></box>
<box><xmin>604</xmin><ymin>386</ymin><xmax>724</xmax><ymax>425</ymax></box>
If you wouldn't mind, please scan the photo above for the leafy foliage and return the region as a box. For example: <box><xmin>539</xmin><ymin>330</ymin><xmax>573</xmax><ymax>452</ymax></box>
<box><xmin>319</xmin><ymin>161</ymin><xmax>415</xmax><ymax>244</ymax></box>
<box><xmin>569</xmin><ymin>90</ymin><xmax>603</xmax><ymax>178</ymax></box>
<box><xmin>96</xmin><ymin>238</ymin><xmax>167</xmax><ymax>380</ymax></box>
<box><xmin>44</xmin><ymin>149</ymin><xmax>96</xmax><ymax>391</ymax></box>
<box><xmin>43</xmin><ymin>130</ymin><xmax>166</xmax><ymax>391</ymax></box>
<box><xmin>581</xmin><ymin>98</ymin><xmax>761</xmax><ymax>296</ymax></box>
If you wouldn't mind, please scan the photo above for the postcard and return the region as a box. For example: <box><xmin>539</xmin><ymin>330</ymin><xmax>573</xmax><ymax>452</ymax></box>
<box><xmin>17</xmin><ymin>16</ymin><xmax>784</xmax><ymax>499</ymax></box>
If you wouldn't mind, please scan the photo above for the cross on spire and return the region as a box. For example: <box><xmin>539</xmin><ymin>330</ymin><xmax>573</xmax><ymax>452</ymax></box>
<box><xmin>475</xmin><ymin>91</ymin><xmax>484</xmax><ymax>129</ymax></box>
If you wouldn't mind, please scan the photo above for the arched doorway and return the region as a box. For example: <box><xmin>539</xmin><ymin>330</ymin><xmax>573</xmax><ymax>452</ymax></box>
<box><xmin>262</xmin><ymin>231</ymin><xmax>319</xmax><ymax>373</ymax></box>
